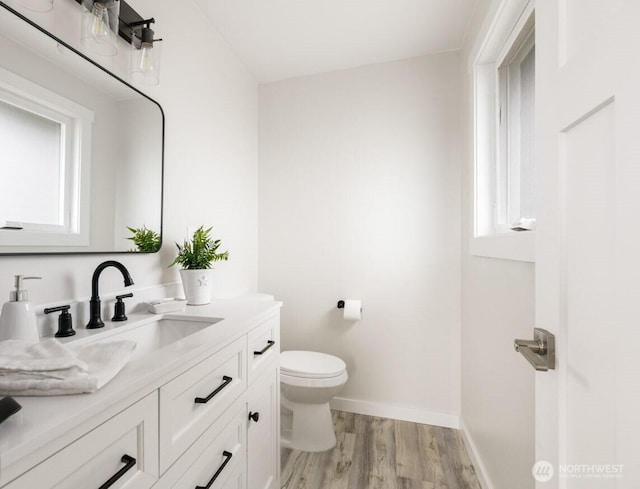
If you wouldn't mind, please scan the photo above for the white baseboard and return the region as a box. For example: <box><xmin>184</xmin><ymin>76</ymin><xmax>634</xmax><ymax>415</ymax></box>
<box><xmin>330</xmin><ymin>396</ymin><xmax>459</xmax><ymax>429</ymax></box>
<box><xmin>459</xmin><ymin>419</ymin><xmax>494</xmax><ymax>489</ymax></box>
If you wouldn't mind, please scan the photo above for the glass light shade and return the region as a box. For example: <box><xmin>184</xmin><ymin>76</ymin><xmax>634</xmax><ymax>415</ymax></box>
<box><xmin>80</xmin><ymin>0</ymin><xmax>120</xmax><ymax>56</ymax></box>
<box><xmin>131</xmin><ymin>40</ymin><xmax>161</xmax><ymax>86</ymax></box>
<box><xmin>13</xmin><ymin>0</ymin><xmax>53</xmax><ymax>12</ymax></box>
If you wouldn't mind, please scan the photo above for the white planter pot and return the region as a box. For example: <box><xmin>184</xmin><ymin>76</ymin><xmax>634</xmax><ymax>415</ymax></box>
<box><xmin>179</xmin><ymin>269</ymin><xmax>212</xmax><ymax>305</ymax></box>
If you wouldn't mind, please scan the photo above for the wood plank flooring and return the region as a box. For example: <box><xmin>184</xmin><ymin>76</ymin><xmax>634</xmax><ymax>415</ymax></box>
<box><xmin>281</xmin><ymin>411</ymin><xmax>482</xmax><ymax>489</ymax></box>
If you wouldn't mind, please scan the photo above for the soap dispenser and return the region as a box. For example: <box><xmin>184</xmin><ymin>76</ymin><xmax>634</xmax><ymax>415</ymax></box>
<box><xmin>0</xmin><ymin>276</ymin><xmax>42</xmax><ymax>343</ymax></box>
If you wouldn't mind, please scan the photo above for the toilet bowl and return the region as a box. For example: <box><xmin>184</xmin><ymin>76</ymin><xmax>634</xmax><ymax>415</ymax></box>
<box><xmin>280</xmin><ymin>350</ymin><xmax>348</xmax><ymax>452</ymax></box>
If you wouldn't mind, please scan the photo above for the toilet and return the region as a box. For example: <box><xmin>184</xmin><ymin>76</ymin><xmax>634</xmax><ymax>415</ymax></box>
<box><xmin>280</xmin><ymin>350</ymin><xmax>348</xmax><ymax>452</ymax></box>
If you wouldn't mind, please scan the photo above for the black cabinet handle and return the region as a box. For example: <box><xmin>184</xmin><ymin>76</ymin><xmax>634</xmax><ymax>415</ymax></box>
<box><xmin>195</xmin><ymin>450</ymin><xmax>233</xmax><ymax>489</ymax></box>
<box><xmin>98</xmin><ymin>454</ymin><xmax>136</xmax><ymax>489</ymax></box>
<box><xmin>248</xmin><ymin>411</ymin><xmax>260</xmax><ymax>423</ymax></box>
<box><xmin>253</xmin><ymin>340</ymin><xmax>275</xmax><ymax>356</ymax></box>
<box><xmin>195</xmin><ymin>376</ymin><xmax>233</xmax><ymax>404</ymax></box>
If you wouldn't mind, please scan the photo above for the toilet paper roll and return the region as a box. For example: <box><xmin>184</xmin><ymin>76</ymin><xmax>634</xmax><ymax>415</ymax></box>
<box><xmin>343</xmin><ymin>299</ymin><xmax>362</xmax><ymax>321</ymax></box>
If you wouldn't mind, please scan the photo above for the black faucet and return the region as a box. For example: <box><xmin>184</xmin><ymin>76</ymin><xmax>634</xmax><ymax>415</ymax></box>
<box><xmin>86</xmin><ymin>260</ymin><xmax>134</xmax><ymax>329</ymax></box>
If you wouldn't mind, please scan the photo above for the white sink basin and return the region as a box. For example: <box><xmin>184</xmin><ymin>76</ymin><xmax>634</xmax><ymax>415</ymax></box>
<box><xmin>64</xmin><ymin>316</ymin><xmax>223</xmax><ymax>361</ymax></box>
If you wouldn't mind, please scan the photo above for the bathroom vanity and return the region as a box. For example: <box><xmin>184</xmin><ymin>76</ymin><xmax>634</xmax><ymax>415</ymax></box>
<box><xmin>0</xmin><ymin>3</ymin><xmax>281</xmax><ymax>487</ymax></box>
<box><xmin>0</xmin><ymin>297</ymin><xmax>281</xmax><ymax>489</ymax></box>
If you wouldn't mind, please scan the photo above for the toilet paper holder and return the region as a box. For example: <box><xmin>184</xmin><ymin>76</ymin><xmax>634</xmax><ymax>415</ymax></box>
<box><xmin>337</xmin><ymin>300</ymin><xmax>362</xmax><ymax>311</ymax></box>
<box><xmin>337</xmin><ymin>299</ymin><xmax>363</xmax><ymax>320</ymax></box>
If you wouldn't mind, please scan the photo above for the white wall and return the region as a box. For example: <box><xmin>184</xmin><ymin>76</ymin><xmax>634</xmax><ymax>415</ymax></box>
<box><xmin>259</xmin><ymin>54</ymin><xmax>461</xmax><ymax>424</ymax></box>
<box><xmin>459</xmin><ymin>1</ymin><xmax>535</xmax><ymax>488</ymax></box>
<box><xmin>0</xmin><ymin>0</ymin><xmax>258</xmax><ymax>303</ymax></box>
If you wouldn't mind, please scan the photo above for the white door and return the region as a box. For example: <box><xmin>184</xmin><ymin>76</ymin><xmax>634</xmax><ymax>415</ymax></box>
<box><xmin>535</xmin><ymin>1</ymin><xmax>640</xmax><ymax>487</ymax></box>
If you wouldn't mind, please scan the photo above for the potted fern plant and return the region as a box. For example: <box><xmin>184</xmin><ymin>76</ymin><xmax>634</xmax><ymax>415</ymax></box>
<box><xmin>127</xmin><ymin>225</ymin><xmax>161</xmax><ymax>252</ymax></box>
<box><xmin>171</xmin><ymin>226</ymin><xmax>229</xmax><ymax>305</ymax></box>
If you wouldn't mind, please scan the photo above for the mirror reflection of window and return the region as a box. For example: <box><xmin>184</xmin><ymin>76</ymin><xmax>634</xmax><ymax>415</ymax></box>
<box><xmin>0</xmin><ymin>65</ymin><xmax>93</xmax><ymax>245</ymax></box>
<box><xmin>0</xmin><ymin>99</ymin><xmax>63</xmax><ymax>228</ymax></box>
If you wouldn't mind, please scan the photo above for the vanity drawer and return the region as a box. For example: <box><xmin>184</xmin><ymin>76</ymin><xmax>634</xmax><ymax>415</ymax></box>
<box><xmin>155</xmin><ymin>405</ymin><xmax>246</xmax><ymax>489</ymax></box>
<box><xmin>159</xmin><ymin>337</ymin><xmax>246</xmax><ymax>472</ymax></box>
<box><xmin>6</xmin><ymin>392</ymin><xmax>158</xmax><ymax>489</ymax></box>
<box><xmin>248</xmin><ymin>315</ymin><xmax>279</xmax><ymax>385</ymax></box>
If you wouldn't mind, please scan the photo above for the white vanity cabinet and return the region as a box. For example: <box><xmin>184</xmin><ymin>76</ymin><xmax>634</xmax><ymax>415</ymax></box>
<box><xmin>4</xmin><ymin>392</ymin><xmax>159</xmax><ymax>489</ymax></box>
<box><xmin>246</xmin><ymin>315</ymin><xmax>280</xmax><ymax>489</ymax></box>
<box><xmin>154</xmin><ymin>403</ymin><xmax>247</xmax><ymax>489</ymax></box>
<box><xmin>247</xmin><ymin>316</ymin><xmax>279</xmax><ymax>384</ymax></box>
<box><xmin>0</xmin><ymin>301</ymin><xmax>281</xmax><ymax>489</ymax></box>
<box><xmin>155</xmin><ymin>312</ymin><xmax>280</xmax><ymax>489</ymax></box>
<box><xmin>158</xmin><ymin>337</ymin><xmax>247</xmax><ymax>473</ymax></box>
<box><xmin>247</xmin><ymin>368</ymin><xmax>279</xmax><ymax>489</ymax></box>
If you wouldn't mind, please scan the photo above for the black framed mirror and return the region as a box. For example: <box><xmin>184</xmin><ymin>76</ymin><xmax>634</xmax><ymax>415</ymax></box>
<box><xmin>0</xmin><ymin>1</ymin><xmax>164</xmax><ymax>254</ymax></box>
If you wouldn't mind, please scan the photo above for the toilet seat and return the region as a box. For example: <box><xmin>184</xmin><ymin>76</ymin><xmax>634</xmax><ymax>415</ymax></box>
<box><xmin>280</xmin><ymin>351</ymin><xmax>346</xmax><ymax>379</ymax></box>
<box><xmin>280</xmin><ymin>370</ymin><xmax>348</xmax><ymax>388</ymax></box>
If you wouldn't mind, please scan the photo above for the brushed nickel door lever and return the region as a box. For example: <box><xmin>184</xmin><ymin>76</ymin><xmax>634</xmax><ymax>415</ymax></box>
<box><xmin>514</xmin><ymin>328</ymin><xmax>555</xmax><ymax>371</ymax></box>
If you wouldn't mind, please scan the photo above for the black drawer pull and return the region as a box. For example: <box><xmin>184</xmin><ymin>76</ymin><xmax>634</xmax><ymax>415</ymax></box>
<box><xmin>253</xmin><ymin>340</ymin><xmax>275</xmax><ymax>356</ymax></box>
<box><xmin>249</xmin><ymin>411</ymin><xmax>260</xmax><ymax>422</ymax></box>
<box><xmin>98</xmin><ymin>454</ymin><xmax>136</xmax><ymax>489</ymax></box>
<box><xmin>195</xmin><ymin>376</ymin><xmax>233</xmax><ymax>404</ymax></box>
<box><xmin>195</xmin><ymin>450</ymin><xmax>233</xmax><ymax>489</ymax></box>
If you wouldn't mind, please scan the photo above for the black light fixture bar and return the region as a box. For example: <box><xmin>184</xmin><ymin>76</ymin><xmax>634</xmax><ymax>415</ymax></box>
<box><xmin>73</xmin><ymin>0</ymin><xmax>144</xmax><ymax>44</ymax></box>
<box><xmin>117</xmin><ymin>1</ymin><xmax>144</xmax><ymax>44</ymax></box>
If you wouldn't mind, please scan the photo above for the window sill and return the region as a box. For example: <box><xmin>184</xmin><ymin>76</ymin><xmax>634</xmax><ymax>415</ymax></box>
<box><xmin>470</xmin><ymin>231</ymin><xmax>535</xmax><ymax>262</ymax></box>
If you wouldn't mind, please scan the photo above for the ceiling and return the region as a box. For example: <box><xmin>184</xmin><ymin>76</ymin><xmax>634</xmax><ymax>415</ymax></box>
<box><xmin>196</xmin><ymin>0</ymin><xmax>479</xmax><ymax>83</ymax></box>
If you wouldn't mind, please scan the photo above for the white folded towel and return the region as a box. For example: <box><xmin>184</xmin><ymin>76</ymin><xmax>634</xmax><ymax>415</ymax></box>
<box><xmin>0</xmin><ymin>339</ymin><xmax>88</xmax><ymax>373</ymax></box>
<box><xmin>0</xmin><ymin>338</ymin><xmax>136</xmax><ymax>396</ymax></box>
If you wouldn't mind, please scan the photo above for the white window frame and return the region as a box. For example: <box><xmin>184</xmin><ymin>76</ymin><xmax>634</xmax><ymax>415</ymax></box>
<box><xmin>469</xmin><ymin>0</ymin><xmax>535</xmax><ymax>262</ymax></box>
<box><xmin>0</xmin><ymin>66</ymin><xmax>93</xmax><ymax>247</ymax></box>
<box><xmin>497</xmin><ymin>27</ymin><xmax>535</xmax><ymax>232</ymax></box>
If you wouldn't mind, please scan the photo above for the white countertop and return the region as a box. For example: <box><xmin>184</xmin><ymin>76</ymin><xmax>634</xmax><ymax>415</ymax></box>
<box><xmin>0</xmin><ymin>296</ymin><xmax>282</xmax><ymax>484</ymax></box>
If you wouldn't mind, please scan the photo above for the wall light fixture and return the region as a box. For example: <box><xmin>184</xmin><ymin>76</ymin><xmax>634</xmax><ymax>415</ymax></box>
<box><xmin>74</xmin><ymin>0</ymin><xmax>162</xmax><ymax>84</ymax></box>
<box><xmin>80</xmin><ymin>0</ymin><xmax>119</xmax><ymax>56</ymax></box>
<box><xmin>129</xmin><ymin>18</ymin><xmax>162</xmax><ymax>86</ymax></box>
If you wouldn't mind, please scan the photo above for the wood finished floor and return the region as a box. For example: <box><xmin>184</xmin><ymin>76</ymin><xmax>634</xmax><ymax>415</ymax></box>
<box><xmin>281</xmin><ymin>411</ymin><xmax>482</xmax><ymax>489</ymax></box>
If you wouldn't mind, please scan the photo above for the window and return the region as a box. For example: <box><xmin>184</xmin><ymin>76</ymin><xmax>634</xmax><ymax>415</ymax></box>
<box><xmin>497</xmin><ymin>25</ymin><xmax>535</xmax><ymax>232</ymax></box>
<box><xmin>471</xmin><ymin>0</ymin><xmax>535</xmax><ymax>262</ymax></box>
<box><xmin>1</xmin><ymin>98</ymin><xmax>70</xmax><ymax>232</ymax></box>
<box><xmin>0</xmin><ymin>66</ymin><xmax>93</xmax><ymax>247</ymax></box>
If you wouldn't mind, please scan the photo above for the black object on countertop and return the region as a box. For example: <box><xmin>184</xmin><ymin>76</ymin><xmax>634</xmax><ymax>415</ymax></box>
<box><xmin>112</xmin><ymin>292</ymin><xmax>134</xmax><ymax>322</ymax></box>
<box><xmin>0</xmin><ymin>396</ymin><xmax>22</xmax><ymax>425</ymax></box>
<box><xmin>44</xmin><ymin>304</ymin><xmax>75</xmax><ymax>337</ymax></box>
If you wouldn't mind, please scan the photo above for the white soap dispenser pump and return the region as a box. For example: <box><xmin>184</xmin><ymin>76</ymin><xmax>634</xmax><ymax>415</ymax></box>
<box><xmin>0</xmin><ymin>275</ymin><xmax>42</xmax><ymax>343</ymax></box>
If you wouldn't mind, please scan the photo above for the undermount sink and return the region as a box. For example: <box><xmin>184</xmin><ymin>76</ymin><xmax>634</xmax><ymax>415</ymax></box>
<box><xmin>64</xmin><ymin>315</ymin><xmax>223</xmax><ymax>361</ymax></box>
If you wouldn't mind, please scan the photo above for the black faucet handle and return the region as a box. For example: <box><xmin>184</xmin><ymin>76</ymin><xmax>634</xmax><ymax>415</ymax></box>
<box><xmin>112</xmin><ymin>293</ymin><xmax>133</xmax><ymax>322</ymax></box>
<box><xmin>44</xmin><ymin>305</ymin><xmax>75</xmax><ymax>338</ymax></box>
